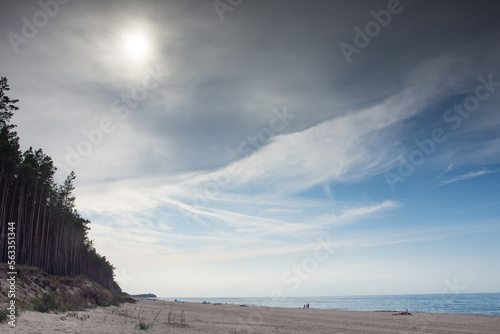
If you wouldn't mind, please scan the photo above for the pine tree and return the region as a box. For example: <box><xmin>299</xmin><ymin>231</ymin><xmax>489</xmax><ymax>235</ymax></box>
<box><xmin>0</xmin><ymin>76</ymin><xmax>121</xmax><ymax>294</ymax></box>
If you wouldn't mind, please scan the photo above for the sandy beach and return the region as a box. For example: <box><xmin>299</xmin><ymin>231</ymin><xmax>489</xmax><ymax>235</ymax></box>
<box><xmin>3</xmin><ymin>299</ymin><xmax>499</xmax><ymax>334</ymax></box>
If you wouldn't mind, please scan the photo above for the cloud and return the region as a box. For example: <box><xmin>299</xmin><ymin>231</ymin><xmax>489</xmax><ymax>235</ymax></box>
<box><xmin>3</xmin><ymin>0</ymin><xmax>500</xmax><ymax>297</ymax></box>
<box><xmin>437</xmin><ymin>163</ymin><xmax>455</xmax><ymax>180</ymax></box>
<box><xmin>437</xmin><ymin>168</ymin><xmax>498</xmax><ymax>186</ymax></box>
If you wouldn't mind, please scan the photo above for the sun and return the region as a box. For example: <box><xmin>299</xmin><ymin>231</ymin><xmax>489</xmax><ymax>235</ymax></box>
<box><xmin>121</xmin><ymin>30</ymin><xmax>150</xmax><ymax>59</ymax></box>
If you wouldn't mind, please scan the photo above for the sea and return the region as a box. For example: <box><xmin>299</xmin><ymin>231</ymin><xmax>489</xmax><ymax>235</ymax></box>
<box><xmin>160</xmin><ymin>293</ymin><xmax>500</xmax><ymax>316</ymax></box>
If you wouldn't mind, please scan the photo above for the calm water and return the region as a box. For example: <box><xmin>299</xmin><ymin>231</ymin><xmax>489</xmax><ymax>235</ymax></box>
<box><xmin>161</xmin><ymin>293</ymin><xmax>500</xmax><ymax>316</ymax></box>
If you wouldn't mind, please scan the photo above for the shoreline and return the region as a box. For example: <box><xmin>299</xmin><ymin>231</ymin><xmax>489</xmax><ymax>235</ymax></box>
<box><xmin>153</xmin><ymin>294</ymin><xmax>500</xmax><ymax>317</ymax></box>
<box><xmin>156</xmin><ymin>299</ymin><xmax>500</xmax><ymax>317</ymax></box>
<box><xmin>4</xmin><ymin>299</ymin><xmax>499</xmax><ymax>333</ymax></box>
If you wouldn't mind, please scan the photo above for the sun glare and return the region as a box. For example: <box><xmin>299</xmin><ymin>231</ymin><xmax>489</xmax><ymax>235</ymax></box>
<box><xmin>121</xmin><ymin>31</ymin><xmax>150</xmax><ymax>59</ymax></box>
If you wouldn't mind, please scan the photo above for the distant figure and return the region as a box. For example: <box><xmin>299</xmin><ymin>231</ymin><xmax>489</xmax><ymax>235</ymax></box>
<box><xmin>393</xmin><ymin>309</ymin><xmax>411</xmax><ymax>315</ymax></box>
<box><xmin>303</xmin><ymin>305</ymin><xmax>305</xmax><ymax>309</ymax></box>
<box><xmin>306</xmin><ymin>303</ymin><xmax>309</xmax><ymax>309</ymax></box>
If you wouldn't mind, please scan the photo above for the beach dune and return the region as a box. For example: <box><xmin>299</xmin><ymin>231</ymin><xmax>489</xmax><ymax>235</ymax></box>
<box><xmin>5</xmin><ymin>299</ymin><xmax>500</xmax><ymax>333</ymax></box>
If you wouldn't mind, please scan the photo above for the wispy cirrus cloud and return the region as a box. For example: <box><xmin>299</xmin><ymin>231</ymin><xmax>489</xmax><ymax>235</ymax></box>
<box><xmin>437</xmin><ymin>168</ymin><xmax>498</xmax><ymax>186</ymax></box>
<box><xmin>4</xmin><ymin>0</ymin><xmax>500</xmax><ymax>297</ymax></box>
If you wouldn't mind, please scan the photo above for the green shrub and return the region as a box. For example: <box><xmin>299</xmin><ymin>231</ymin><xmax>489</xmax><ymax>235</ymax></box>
<box><xmin>16</xmin><ymin>299</ymin><xmax>31</xmax><ymax>311</ymax></box>
<box><xmin>34</xmin><ymin>292</ymin><xmax>59</xmax><ymax>313</ymax></box>
<box><xmin>0</xmin><ymin>307</ymin><xmax>18</xmax><ymax>322</ymax></box>
<box><xmin>137</xmin><ymin>319</ymin><xmax>153</xmax><ymax>330</ymax></box>
<box><xmin>0</xmin><ymin>309</ymin><xmax>8</xmax><ymax>323</ymax></box>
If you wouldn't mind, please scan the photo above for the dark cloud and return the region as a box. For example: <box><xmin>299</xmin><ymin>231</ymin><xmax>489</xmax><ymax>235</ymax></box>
<box><xmin>1</xmin><ymin>0</ymin><xmax>499</xmax><ymax>179</ymax></box>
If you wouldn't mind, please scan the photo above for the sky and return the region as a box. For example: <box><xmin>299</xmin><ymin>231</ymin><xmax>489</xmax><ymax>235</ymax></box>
<box><xmin>1</xmin><ymin>0</ymin><xmax>500</xmax><ymax>298</ymax></box>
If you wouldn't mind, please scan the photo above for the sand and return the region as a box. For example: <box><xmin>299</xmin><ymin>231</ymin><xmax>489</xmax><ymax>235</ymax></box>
<box><xmin>3</xmin><ymin>299</ymin><xmax>499</xmax><ymax>333</ymax></box>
